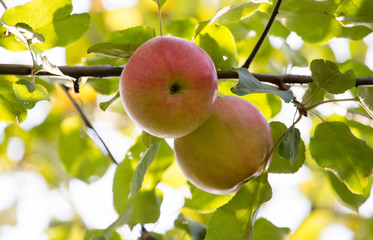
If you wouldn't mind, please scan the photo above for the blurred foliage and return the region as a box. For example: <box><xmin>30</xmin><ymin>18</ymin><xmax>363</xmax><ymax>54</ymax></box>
<box><xmin>0</xmin><ymin>0</ymin><xmax>373</xmax><ymax>239</ymax></box>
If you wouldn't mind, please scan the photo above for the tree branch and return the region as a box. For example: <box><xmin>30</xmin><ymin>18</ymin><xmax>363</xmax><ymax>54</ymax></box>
<box><xmin>241</xmin><ymin>0</ymin><xmax>283</xmax><ymax>69</ymax></box>
<box><xmin>1</xmin><ymin>64</ymin><xmax>373</xmax><ymax>87</ymax></box>
<box><xmin>60</xmin><ymin>84</ymin><xmax>118</xmax><ymax>166</ymax></box>
<box><xmin>0</xmin><ymin>0</ymin><xmax>7</xmax><ymax>9</ymax></box>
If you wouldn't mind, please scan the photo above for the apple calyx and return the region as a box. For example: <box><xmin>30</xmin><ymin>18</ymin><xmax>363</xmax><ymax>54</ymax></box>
<box><xmin>169</xmin><ymin>82</ymin><xmax>183</xmax><ymax>95</ymax></box>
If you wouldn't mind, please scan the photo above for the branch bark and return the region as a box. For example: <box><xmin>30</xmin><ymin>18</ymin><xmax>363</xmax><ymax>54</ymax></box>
<box><xmin>1</xmin><ymin>64</ymin><xmax>373</xmax><ymax>87</ymax></box>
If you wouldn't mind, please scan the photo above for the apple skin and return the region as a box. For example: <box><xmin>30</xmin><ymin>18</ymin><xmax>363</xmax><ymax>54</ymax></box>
<box><xmin>174</xmin><ymin>95</ymin><xmax>273</xmax><ymax>195</ymax></box>
<box><xmin>119</xmin><ymin>36</ymin><xmax>218</xmax><ymax>138</ymax></box>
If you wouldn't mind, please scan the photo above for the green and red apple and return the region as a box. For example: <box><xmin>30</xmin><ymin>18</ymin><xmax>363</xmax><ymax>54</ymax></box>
<box><xmin>119</xmin><ymin>36</ymin><xmax>218</xmax><ymax>138</ymax></box>
<box><xmin>174</xmin><ymin>95</ymin><xmax>273</xmax><ymax>195</ymax></box>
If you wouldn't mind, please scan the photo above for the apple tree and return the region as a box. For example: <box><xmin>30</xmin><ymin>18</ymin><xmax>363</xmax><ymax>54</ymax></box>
<box><xmin>0</xmin><ymin>0</ymin><xmax>373</xmax><ymax>239</ymax></box>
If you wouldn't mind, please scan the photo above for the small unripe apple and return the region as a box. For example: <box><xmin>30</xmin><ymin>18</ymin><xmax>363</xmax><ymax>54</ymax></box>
<box><xmin>174</xmin><ymin>95</ymin><xmax>273</xmax><ymax>195</ymax></box>
<box><xmin>119</xmin><ymin>36</ymin><xmax>218</xmax><ymax>138</ymax></box>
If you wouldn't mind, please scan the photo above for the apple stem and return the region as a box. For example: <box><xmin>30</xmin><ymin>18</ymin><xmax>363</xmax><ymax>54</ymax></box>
<box><xmin>157</xmin><ymin>3</ymin><xmax>163</xmax><ymax>36</ymax></box>
<box><xmin>241</xmin><ymin>0</ymin><xmax>283</xmax><ymax>69</ymax></box>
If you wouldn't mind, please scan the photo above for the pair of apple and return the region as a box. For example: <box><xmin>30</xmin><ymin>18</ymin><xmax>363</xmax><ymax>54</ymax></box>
<box><xmin>120</xmin><ymin>36</ymin><xmax>273</xmax><ymax>194</ymax></box>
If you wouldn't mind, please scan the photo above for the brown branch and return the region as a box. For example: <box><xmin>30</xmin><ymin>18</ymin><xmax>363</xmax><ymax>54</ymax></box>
<box><xmin>0</xmin><ymin>0</ymin><xmax>7</xmax><ymax>10</ymax></box>
<box><xmin>241</xmin><ymin>0</ymin><xmax>283</xmax><ymax>69</ymax></box>
<box><xmin>0</xmin><ymin>64</ymin><xmax>123</xmax><ymax>79</ymax></box>
<box><xmin>1</xmin><ymin>64</ymin><xmax>373</xmax><ymax>87</ymax></box>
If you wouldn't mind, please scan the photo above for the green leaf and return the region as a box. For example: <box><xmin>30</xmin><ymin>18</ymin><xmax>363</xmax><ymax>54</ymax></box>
<box><xmin>87</xmin><ymin>43</ymin><xmax>138</xmax><ymax>58</ymax></box>
<box><xmin>97</xmin><ymin>194</ymin><xmax>159</xmax><ymax>232</ymax></box>
<box><xmin>327</xmin><ymin>171</ymin><xmax>372</xmax><ymax>212</ymax></box>
<box><xmin>99</xmin><ymin>92</ymin><xmax>120</xmax><ymax>111</ymax></box>
<box><xmin>127</xmin><ymin>189</ymin><xmax>163</xmax><ymax>228</ymax></box>
<box><xmin>108</xmin><ymin>26</ymin><xmax>155</xmax><ymax>45</ymax></box>
<box><xmin>253</xmin><ymin>218</ymin><xmax>290</xmax><ymax>240</ymax></box>
<box><xmin>0</xmin><ymin>76</ymin><xmax>27</xmax><ymax>123</ymax></box>
<box><xmin>0</xmin><ymin>0</ymin><xmax>90</xmax><ymax>51</ymax></box>
<box><xmin>0</xmin><ymin>21</ymin><xmax>44</xmax><ymax>48</ymax></box>
<box><xmin>195</xmin><ymin>24</ymin><xmax>237</xmax><ymax>70</ymax></box>
<box><xmin>278</xmin><ymin>0</ymin><xmax>337</xmax><ymax>42</ymax></box>
<box><xmin>267</xmin><ymin>94</ymin><xmax>282</xmax><ymax>118</ymax></box>
<box><xmin>336</xmin><ymin>0</ymin><xmax>373</xmax><ymax>31</ymax></box>
<box><xmin>58</xmin><ymin>115</ymin><xmax>110</xmax><ymax>183</ymax></box>
<box><xmin>310</xmin><ymin>59</ymin><xmax>356</xmax><ymax>94</ymax></box>
<box><xmin>302</xmin><ymin>59</ymin><xmax>356</xmax><ymax>107</ymax></box>
<box><xmin>86</xmin><ymin>78</ymin><xmax>119</xmax><ymax>95</ymax></box>
<box><xmin>141</xmin><ymin>131</ymin><xmax>162</xmax><ymax>148</ymax></box>
<box><xmin>141</xmin><ymin>139</ymin><xmax>174</xmax><ymax>190</ymax></box>
<box><xmin>84</xmin><ymin>229</ymin><xmax>122</xmax><ymax>240</ymax></box>
<box><xmin>279</xmin><ymin>125</ymin><xmax>301</xmax><ymax>165</ymax></box>
<box><xmin>309</xmin><ymin>121</ymin><xmax>373</xmax><ymax>194</ymax></box>
<box><xmin>39</xmin><ymin>56</ymin><xmax>75</xmax><ymax>81</ymax></box>
<box><xmin>113</xmin><ymin>155</ymin><xmax>135</xmax><ymax>214</ymax></box>
<box><xmin>13</xmin><ymin>79</ymin><xmax>49</xmax><ymax>109</ymax></box>
<box><xmin>344</xmin><ymin>119</ymin><xmax>373</xmax><ymax>148</ymax></box>
<box><xmin>152</xmin><ymin>0</ymin><xmax>167</xmax><ymax>9</ymax></box>
<box><xmin>130</xmin><ymin>141</ymin><xmax>161</xmax><ymax>198</ymax></box>
<box><xmin>282</xmin><ymin>43</ymin><xmax>308</xmax><ymax>67</ymax></box>
<box><xmin>358</xmin><ymin>87</ymin><xmax>373</xmax><ymax>118</ymax></box>
<box><xmin>205</xmin><ymin>173</ymin><xmax>272</xmax><ymax>240</ymax></box>
<box><xmin>88</xmin><ymin>26</ymin><xmax>155</xmax><ymax>58</ymax></box>
<box><xmin>112</xmin><ymin>137</ymin><xmax>173</xmax><ymax>214</ymax></box>
<box><xmin>174</xmin><ymin>214</ymin><xmax>207</xmax><ymax>240</ymax></box>
<box><xmin>301</xmin><ymin>82</ymin><xmax>326</xmax><ymax>108</ymax></box>
<box><xmin>277</xmin><ymin>0</ymin><xmax>369</xmax><ymax>42</ymax></box>
<box><xmin>185</xmin><ymin>183</ymin><xmax>234</xmax><ymax>211</ymax></box>
<box><xmin>339</xmin><ymin>24</ymin><xmax>372</xmax><ymax>40</ymax></box>
<box><xmin>268</xmin><ymin>122</ymin><xmax>305</xmax><ymax>174</ymax></box>
<box><xmin>103</xmin><ymin>209</ymin><xmax>132</xmax><ymax>240</ymax></box>
<box><xmin>166</xmin><ymin>18</ymin><xmax>198</xmax><ymax>40</ymax></box>
<box><xmin>37</xmin><ymin>12</ymin><xmax>90</xmax><ymax>51</ymax></box>
<box><xmin>231</xmin><ymin>68</ymin><xmax>293</xmax><ymax>103</ymax></box>
<box><xmin>339</xmin><ymin>60</ymin><xmax>373</xmax><ymax>78</ymax></box>
<box><xmin>194</xmin><ymin>0</ymin><xmax>269</xmax><ymax>38</ymax></box>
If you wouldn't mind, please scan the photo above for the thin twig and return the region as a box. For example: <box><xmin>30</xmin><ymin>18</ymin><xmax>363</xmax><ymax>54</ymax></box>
<box><xmin>0</xmin><ymin>0</ymin><xmax>7</xmax><ymax>9</ymax></box>
<box><xmin>60</xmin><ymin>84</ymin><xmax>118</xmax><ymax>165</ymax></box>
<box><xmin>140</xmin><ymin>225</ymin><xmax>159</xmax><ymax>240</ymax></box>
<box><xmin>241</xmin><ymin>0</ymin><xmax>283</xmax><ymax>69</ymax></box>
<box><xmin>1</xmin><ymin>64</ymin><xmax>373</xmax><ymax>87</ymax></box>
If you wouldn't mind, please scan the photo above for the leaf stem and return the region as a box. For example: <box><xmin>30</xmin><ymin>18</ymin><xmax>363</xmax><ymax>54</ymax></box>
<box><xmin>304</xmin><ymin>97</ymin><xmax>359</xmax><ymax>111</ymax></box>
<box><xmin>28</xmin><ymin>47</ymin><xmax>37</xmax><ymax>84</ymax></box>
<box><xmin>157</xmin><ymin>2</ymin><xmax>163</xmax><ymax>36</ymax></box>
<box><xmin>310</xmin><ymin>110</ymin><xmax>327</xmax><ymax>123</ymax></box>
<box><xmin>244</xmin><ymin>172</ymin><xmax>266</xmax><ymax>239</ymax></box>
<box><xmin>60</xmin><ymin>84</ymin><xmax>118</xmax><ymax>165</ymax></box>
<box><xmin>356</xmin><ymin>97</ymin><xmax>373</xmax><ymax>118</ymax></box>
<box><xmin>103</xmin><ymin>208</ymin><xmax>132</xmax><ymax>239</ymax></box>
<box><xmin>241</xmin><ymin>0</ymin><xmax>283</xmax><ymax>69</ymax></box>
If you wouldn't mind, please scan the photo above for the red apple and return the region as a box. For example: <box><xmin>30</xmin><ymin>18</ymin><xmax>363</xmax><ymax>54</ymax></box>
<box><xmin>174</xmin><ymin>95</ymin><xmax>273</xmax><ymax>195</ymax></box>
<box><xmin>119</xmin><ymin>36</ymin><xmax>218</xmax><ymax>138</ymax></box>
